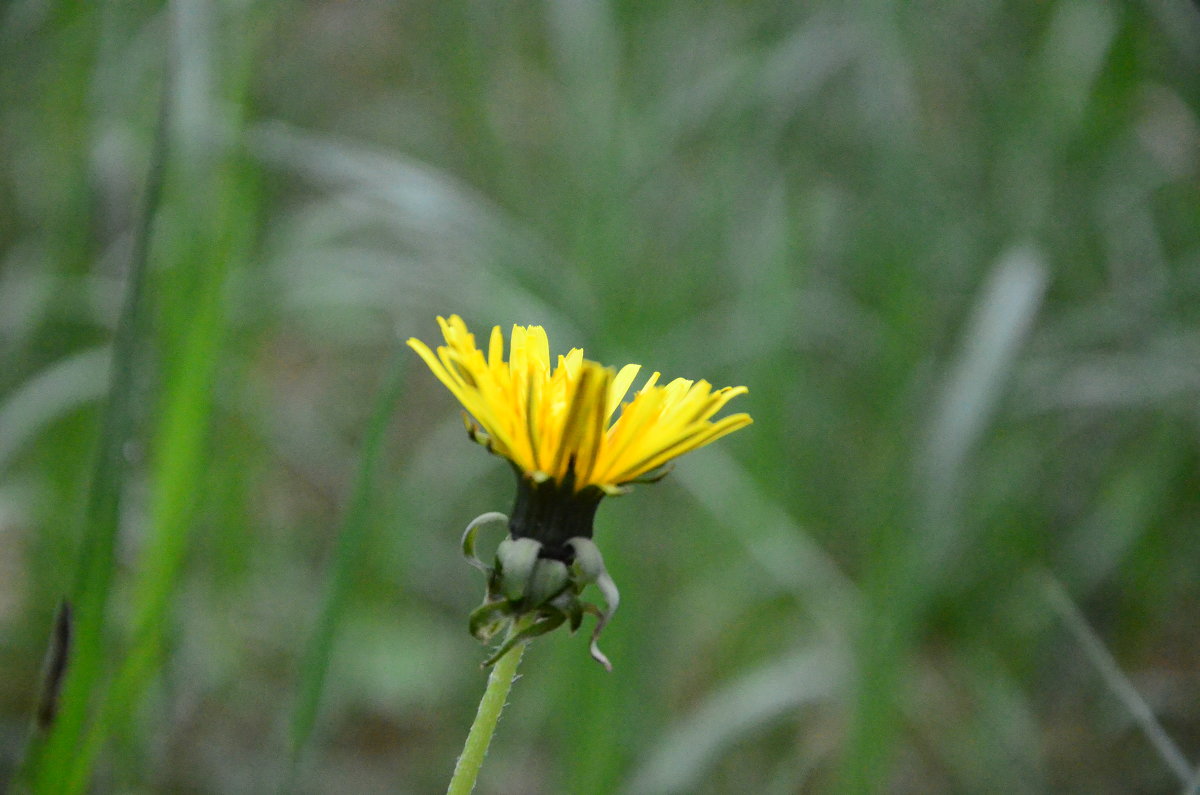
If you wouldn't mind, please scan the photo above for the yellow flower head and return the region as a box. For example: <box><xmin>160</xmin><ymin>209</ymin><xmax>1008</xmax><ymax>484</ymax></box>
<box><xmin>407</xmin><ymin>315</ymin><xmax>752</xmax><ymax>495</ymax></box>
<box><xmin>409</xmin><ymin>315</ymin><xmax>751</xmax><ymax>668</ymax></box>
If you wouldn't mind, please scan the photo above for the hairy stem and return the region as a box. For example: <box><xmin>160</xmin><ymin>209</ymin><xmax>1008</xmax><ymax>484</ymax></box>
<box><xmin>446</xmin><ymin>634</ymin><xmax>527</xmax><ymax>795</ymax></box>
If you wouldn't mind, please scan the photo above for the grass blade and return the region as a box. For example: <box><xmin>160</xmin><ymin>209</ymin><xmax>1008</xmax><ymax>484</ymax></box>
<box><xmin>285</xmin><ymin>354</ymin><xmax>409</xmax><ymax>783</ymax></box>
<box><xmin>1041</xmin><ymin>574</ymin><xmax>1193</xmax><ymax>787</ymax></box>
<box><xmin>21</xmin><ymin>65</ymin><xmax>168</xmax><ymax>795</ymax></box>
<box><xmin>60</xmin><ymin>2</ymin><xmax>270</xmax><ymax>787</ymax></box>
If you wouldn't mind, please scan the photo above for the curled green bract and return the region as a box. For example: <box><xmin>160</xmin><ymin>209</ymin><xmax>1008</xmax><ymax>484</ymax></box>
<box><xmin>461</xmin><ymin>512</ymin><xmax>620</xmax><ymax>670</ymax></box>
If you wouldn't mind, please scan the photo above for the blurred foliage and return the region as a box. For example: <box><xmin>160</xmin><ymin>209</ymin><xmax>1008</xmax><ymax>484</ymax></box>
<box><xmin>1</xmin><ymin>0</ymin><xmax>1199</xmax><ymax>792</ymax></box>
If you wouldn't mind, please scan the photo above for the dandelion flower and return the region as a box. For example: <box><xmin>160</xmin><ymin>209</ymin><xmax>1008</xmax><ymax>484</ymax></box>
<box><xmin>407</xmin><ymin>314</ymin><xmax>752</xmax><ymax>667</ymax></box>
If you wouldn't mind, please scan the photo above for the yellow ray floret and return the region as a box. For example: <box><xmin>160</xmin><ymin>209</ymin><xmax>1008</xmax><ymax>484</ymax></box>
<box><xmin>407</xmin><ymin>315</ymin><xmax>752</xmax><ymax>492</ymax></box>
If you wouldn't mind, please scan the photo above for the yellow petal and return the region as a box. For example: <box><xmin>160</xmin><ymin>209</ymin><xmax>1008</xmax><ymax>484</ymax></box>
<box><xmin>408</xmin><ymin>318</ymin><xmax>751</xmax><ymax>492</ymax></box>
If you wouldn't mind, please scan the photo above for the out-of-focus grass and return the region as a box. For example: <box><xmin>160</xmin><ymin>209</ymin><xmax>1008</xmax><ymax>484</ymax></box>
<box><xmin>2</xmin><ymin>0</ymin><xmax>1199</xmax><ymax>793</ymax></box>
<box><xmin>15</xmin><ymin>12</ymin><xmax>164</xmax><ymax>791</ymax></box>
<box><xmin>287</xmin><ymin>353</ymin><xmax>407</xmax><ymax>781</ymax></box>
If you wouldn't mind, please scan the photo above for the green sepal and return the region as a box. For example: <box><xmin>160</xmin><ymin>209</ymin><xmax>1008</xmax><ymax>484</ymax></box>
<box><xmin>524</xmin><ymin>558</ymin><xmax>570</xmax><ymax>608</ymax></box>
<box><xmin>567</xmin><ymin>537</ymin><xmax>619</xmax><ymax>671</ymax></box>
<box><xmin>495</xmin><ymin>537</ymin><xmax>540</xmax><ymax>601</ymax></box>
<box><xmin>567</xmin><ymin>537</ymin><xmax>606</xmax><ymax>584</ymax></box>
<box><xmin>579</xmin><ymin>602</ymin><xmax>614</xmax><ymax>671</ymax></box>
<box><xmin>481</xmin><ymin>612</ymin><xmax>566</xmax><ymax>668</ymax></box>
<box><xmin>461</xmin><ymin>512</ymin><xmax>508</xmax><ymax>574</ymax></box>
<box><xmin>563</xmin><ymin>597</ymin><xmax>585</xmax><ymax>633</ymax></box>
<box><xmin>459</xmin><ymin>516</ymin><xmax>624</xmax><ymax>670</ymax></box>
<box><xmin>468</xmin><ymin>599</ymin><xmax>512</xmax><ymax>642</ymax></box>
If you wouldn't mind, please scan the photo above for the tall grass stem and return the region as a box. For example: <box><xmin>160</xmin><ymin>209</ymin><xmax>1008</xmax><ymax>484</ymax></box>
<box><xmin>285</xmin><ymin>356</ymin><xmax>408</xmax><ymax>782</ymax></box>
<box><xmin>21</xmin><ymin>60</ymin><xmax>169</xmax><ymax>795</ymax></box>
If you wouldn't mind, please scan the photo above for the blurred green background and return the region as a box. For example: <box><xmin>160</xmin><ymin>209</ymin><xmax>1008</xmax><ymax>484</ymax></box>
<box><xmin>2</xmin><ymin>0</ymin><xmax>1199</xmax><ymax>792</ymax></box>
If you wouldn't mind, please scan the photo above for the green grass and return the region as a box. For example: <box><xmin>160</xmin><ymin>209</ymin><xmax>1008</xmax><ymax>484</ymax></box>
<box><xmin>286</xmin><ymin>353</ymin><xmax>407</xmax><ymax>782</ymax></box>
<box><xmin>20</xmin><ymin>57</ymin><xmax>164</xmax><ymax>795</ymax></box>
<box><xmin>2</xmin><ymin>0</ymin><xmax>1199</xmax><ymax>792</ymax></box>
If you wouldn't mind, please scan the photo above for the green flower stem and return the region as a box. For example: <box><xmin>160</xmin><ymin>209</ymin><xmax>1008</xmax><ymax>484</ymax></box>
<box><xmin>447</xmin><ymin>629</ymin><xmax>528</xmax><ymax>795</ymax></box>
